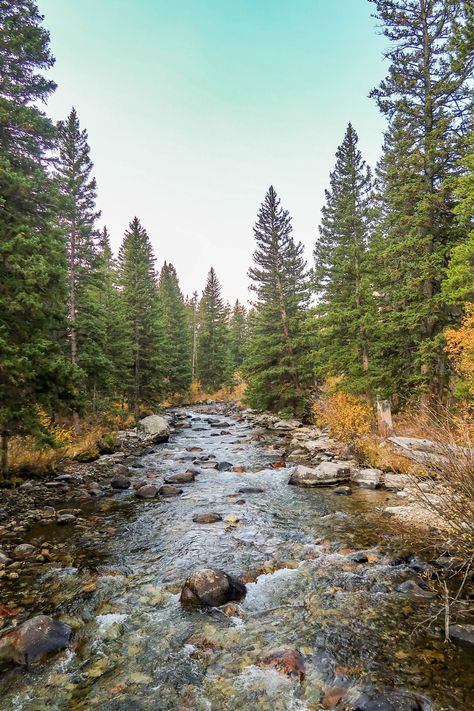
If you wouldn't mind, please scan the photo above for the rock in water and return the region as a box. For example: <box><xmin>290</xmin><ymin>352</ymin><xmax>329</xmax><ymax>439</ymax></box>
<box><xmin>288</xmin><ymin>462</ymin><xmax>350</xmax><ymax>487</ymax></box>
<box><xmin>180</xmin><ymin>568</ymin><xmax>246</xmax><ymax>607</ymax></box>
<box><xmin>351</xmin><ymin>468</ymin><xmax>382</xmax><ymax>489</ymax></box>
<box><xmin>165</xmin><ymin>471</ymin><xmax>195</xmax><ymax>484</ymax></box>
<box><xmin>261</xmin><ymin>649</ymin><xmax>305</xmax><ymax>681</ymax></box>
<box><xmin>137</xmin><ymin>415</ymin><xmax>171</xmax><ymax>443</ymax></box>
<box><xmin>193</xmin><ymin>512</ymin><xmax>222</xmax><ymax>524</ymax></box>
<box><xmin>0</xmin><ymin>615</ymin><xmax>71</xmax><ymax>665</ymax></box>
<box><xmin>13</xmin><ymin>544</ymin><xmax>37</xmax><ymax>560</ymax></box>
<box><xmin>135</xmin><ymin>484</ymin><xmax>159</xmax><ymax>499</ymax></box>
<box><xmin>110</xmin><ymin>475</ymin><xmax>131</xmax><ymax>489</ymax></box>
<box><xmin>217</xmin><ymin>461</ymin><xmax>233</xmax><ymax>471</ymax></box>
<box><xmin>159</xmin><ymin>485</ymin><xmax>183</xmax><ymax>496</ymax></box>
<box><xmin>349</xmin><ymin>688</ymin><xmax>431</xmax><ymax>710</ymax></box>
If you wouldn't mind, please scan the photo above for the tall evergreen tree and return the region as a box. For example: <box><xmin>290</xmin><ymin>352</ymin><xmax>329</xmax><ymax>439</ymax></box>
<box><xmin>229</xmin><ymin>300</ymin><xmax>248</xmax><ymax>371</ymax></box>
<box><xmin>117</xmin><ymin>218</ymin><xmax>164</xmax><ymax>413</ymax></box>
<box><xmin>197</xmin><ymin>268</ymin><xmax>231</xmax><ymax>392</ymax></box>
<box><xmin>0</xmin><ymin>0</ymin><xmax>76</xmax><ymax>476</ymax></box>
<box><xmin>185</xmin><ymin>291</ymin><xmax>200</xmax><ymax>382</ymax></box>
<box><xmin>159</xmin><ymin>262</ymin><xmax>192</xmax><ymax>396</ymax></box>
<box><xmin>55</xmin><ymin>107</ymin><xmax>101</xmax><ymax>430</ymax></box>
<box><xmin>314</xmin><ymin>123</ymin><xmax>374</xmax><ymax>393</ymax></box>
<box><xmin>369</xmin><ymin>0</ymin><xmax>474</xmax><ymax>400</ymax></box>
<box><xmin>244</xmin><ymin>187</ymin><xmax>312</xmax><ymax>418</ymax></box>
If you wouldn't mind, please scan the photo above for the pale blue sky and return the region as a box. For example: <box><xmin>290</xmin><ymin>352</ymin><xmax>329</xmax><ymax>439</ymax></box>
<box><xmin>38</xmin><ymin>0</ymin><xmax>388</xmax><ymax>303</ymax></box>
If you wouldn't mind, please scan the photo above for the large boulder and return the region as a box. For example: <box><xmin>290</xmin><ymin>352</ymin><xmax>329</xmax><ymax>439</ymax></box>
<box><xmin>449</xmin><ymin>624</ymin><xmax>474</xmax><ymax>647</ymax></box>
<box><xmin>349</xmin><ymin>688</ymin><xmax>431</xmax><ymax>710</ymax></box>
<box><xmin>0</xmin><ymin>615</ymin><xmax>71</xmax><ymax>666</ymax></box>
<box><xmin>384</xmin><ymin>472</ymin><xmax>412</xmax><ymax>491</ymax></box>
<box><xmin>165</xmin><ymin>471</ymin><xmax>195</xmax><ymax>484</ymax></box>
<box><xmin>135</xmin><ymin>484</ymin><xmax>159</xmax><ymax>499</ymax></box>
<box><xmin>351</xmin><ymin>468</ymin><xmax>382</xmax><ymax>489</ymax></box>
<box><xmin>180</xmin><ymin>568</ymin><xmax>246</xmax><ymax>607</ymax></box>
<box><xmin>289</xmin><ymin>462</ymin><xmax>350</xmax><ymax>487</ymax></box>
<box><xmin>137</xmin><ymin>415</ymin><xmax>171</xmax><ymax>444</ymax></box>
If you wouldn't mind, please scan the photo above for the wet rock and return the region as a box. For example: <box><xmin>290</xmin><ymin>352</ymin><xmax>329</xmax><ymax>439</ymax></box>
<box><xmin>350</xmin><ymin>688</ymin><xmax>431</xmax><ymax>710</ymax></box>
<box><xmin>0</xmin><ymin>615</ymin><xmax>71</xmax><ymax>666</ymax></box>
<box><xmin>289</xmin><ymin>462</ymin><xmax>350</xmax><ymax>487</ymax></box>
<box><xmin>180</xmin><ymin>568</ymin><xmax>246</xmax><ymax>607</ymax></box>
<box><xmin>231</xmin><ymin>466</ymin><xmax>246</xmax><ymax>473</ymax></box>
<box><xmin>13</xmin><ymin>544</ymin><xmax>37</xmax><ymax>560</ymax></box>
<box><xmin>238</xmin><ymin>487</ymin><xmax>264</xmax><ymax>494</ymax></box>
<box><xmin>197</xmin><ymin>461</ymin><xmax>219</xmax><ymax>470</ymax></box>
<box><xmin>0</xmin><ymin>551</ymin><xmax>11</xmax><ymax>566</ymax></box>
<box><xmin>449</xmin><ymin>624</ymin><xmax>474</xmax><ymax>647</ymax></box>
<box><xmin>261</xmin><ymin>649</ymin><xmax>305</xmax><ymax>681</ymax></box>
<box><xmin>135</xmin><ymin>484</ymin><xmax>159</xmax><ymax>499</ymax></box>
<box><xmin>87</xmin><ymin>482</ymin><xmax>103</xmax><ymax>496</ymax></box>
<box><xmin>137</xmin><ymin>414</ymin><xmax>171</xmax><ymax>443</ymax></box>
<box><xmin>395</xmin><ymin>580</ymin><xmax>436</xmax><ymax>599</ymax></box>
<box><xmin>186</xmin><ymin>446</ymin><xmax>203</xmax><ymax>452</ymax></box>
<box><xmin>165</xmin><ymin>471</ymin><xmax>195</xmax><ymax>484</ymax></box>
<box><xmin>159</xmin><ymin>485</ymin><xmax>183</xmax><ymax>497</ymax></box>
<box><xmin>351</xmin><ymin>468</ymin><xmax>382</xmax><ymax>489</ymax></box>
<box><xmin>133</xmin><ymin>480</ymin><xmax>149</xmax><ymax>490</ymax></box>
<box><xmin>224</xmin><ymin>514</ymin><xmax>240</xmax><ymax>524</ymax></box>
<box><xmin>110</xmin><ymin>476</ymin><xmax>131</xmax><ymax>490</ymax></box>
<box><xmin>57</xmin><ymin>514</ymin><xmax>77</xmax><ymax>525</ymax></box>
<box><xmin>334</xmin><ymin>485</ymin><xmax>352</xmax><ymax>496</ymax></box>
<box><xmin>217</xmin><ymin>461</ymin><xmax>233</xmax><ymax>472</ymax></box>
<box><xmin>323</xmin><ymin>687</ymin><xmax>347</xmax><ymax>709</ymax></box>
<box><xmin>111</xmin><ymin>464</ymin><xmax>130</xmax><ymax>477</ymax></box>
<box><xmin>193</xmin><ymin>512</ymin><xmax>223</xmax><ymax>524</ymax></box>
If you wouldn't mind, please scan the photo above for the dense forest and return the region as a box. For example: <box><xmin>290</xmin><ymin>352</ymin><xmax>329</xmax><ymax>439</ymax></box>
<box><xmin>0</xmin><ymin>0</ymin><xmax>473</xmax><ymax>476</ymax></box>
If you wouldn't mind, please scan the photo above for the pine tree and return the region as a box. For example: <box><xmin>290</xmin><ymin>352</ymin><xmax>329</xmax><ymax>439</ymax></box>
<box><xmin>117</xmin><ymin>218</ymin><xmax>164</xmax><ymax>412</ymax></box>
<box><xmin>159</xmin><ymin>262</ymin><xmax>192</xmax><ymax>396</ymax></box>
<box><xmin>244</xmin><ymin>187</ymin><xmax>312</xmax><ymax>418</ymax></box>
<box><xmin>369</xmin><ymin>0</ymin><xmax>474</xmax><ymax>400</ymax></box>
<box><xmin>229</xmin><ymin>300</ymin><xmax>248</xmax><ymax>371</ymax></box>
<box><xmin>55</xmin><ymin>107</ymin><xmax>101</xmax><ymax>430</ymax></box>
<box><xmin>0</xmin><ymin>0</ymin><xmax>76</xmax><ymax>477</ymax></box>
<box><xmin>197</xmin><ymin>268</ymin><xmax>231</xmax><ymax>392</ymax></box>
<box><xmin>314</xmin><ymin>123</ymin><xmax>374</xmax><ymax>394</ymax></box>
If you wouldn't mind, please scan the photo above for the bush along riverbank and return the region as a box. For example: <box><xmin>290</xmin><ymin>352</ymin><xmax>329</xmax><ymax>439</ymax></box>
<box><xmin>0</xmin><ymin>402</ymin><xmax>472</xmax><ymax>710</ymax></box>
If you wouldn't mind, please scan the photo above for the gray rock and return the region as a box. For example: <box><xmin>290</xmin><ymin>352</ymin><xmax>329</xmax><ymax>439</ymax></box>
<box><xmin>271</xmin><ymin>419</ymin><xmax>302</xmax><ymax>431</ymax></box>
<box><xmin>137</xmin><ymin>414</ymin><xmax>171</xmax><ymax>443</ymax></box>
<box><xmin>135</xmin><ymin>484</ymin><xmax>159</xmax><ymax>498</ymax></box>
<box><xmin>384</xmin><ymin>472</ymin><xmax>412</xmax><ymax>491</ymax></box>
<box><xmin>13</xmin><ymin>544</ymin><xmax>37</xmax><ymax>560</ymax></box>
<box><xmin>180</xmin><ymin>568</ymin><xmax>246</xmax><ymax>607</ymax></box>
<box><xmin>0</xmin><ymin>615</ymin><xmax>71</xmax><ymax>666</ymax></box>
<box><xmin>217</xmin><ymin>461</ymin><xmax>233</xmax><ymax>472</ymax></box>
<box><xmin>165</xmin><ymin>471</ymin><xmax>195</xmax><ymax>484</ymax></box>
<box><xmin>449</xmin><ymin>624</ymin><xmax>474</xmax><ymax>647</ymax></box>
<box><xmin>57</xmin><ymin>514</ymin><xmax>76</xmax><ymax>525</ymax></box>
<box><xmin>395</xmin><ymin>580</ymin><xmax>436</xmax><ymax>599</ymax></box>
<box><xmin>350</xmin><ymin>687</ymin><xmax>431</xmax><ymax>710</ymax></box>
<box><xmin>289</xmin><ymin>462</ymin><xmax>350</xmax><ymax>487</ymax></box>
<box><xmin>110</xmin><ymin>475</ymin><xmax>131</xmax><ymax>490</ymax></box>
<box><xmin>351</xmin><ymin>468</ymin><xmax>382</xmax><ymax>489</ymax></box>
<box><xmin>159</xmin><ymin>485</ymin><xmax>183</xmax><ymax>497</ymax></box>
<box><xmin>334</xmin><ymin>485</ymin><xmax>352</xmax><ymax>496</ymax></box>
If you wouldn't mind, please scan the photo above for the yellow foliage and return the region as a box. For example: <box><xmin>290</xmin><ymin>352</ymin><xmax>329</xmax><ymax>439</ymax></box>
<box><xmin>313</xmin><ymin>390</ymin><xmax>373</xmax><ymax>444</ymax></box>
<box><xmin>445</xmin><ymin>302</ymin><xmax>474</xmax><ymax>399</ymax></box>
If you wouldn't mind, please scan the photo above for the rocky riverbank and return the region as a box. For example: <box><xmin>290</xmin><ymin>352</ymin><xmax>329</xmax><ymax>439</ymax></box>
<box><xmin>0</xmin><ymin>403</ymin><xmax>473</xmax><ymax>710</ymax></box>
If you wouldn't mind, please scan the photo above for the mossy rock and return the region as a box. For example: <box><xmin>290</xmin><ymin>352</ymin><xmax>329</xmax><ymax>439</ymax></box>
<box><xmin>74</xmin><ymin>448</ymin><xmax>100</xmax><ymax>463</ymax></box>
<box><xmin>97</xmin><ymin>434</ymin><xmax>115</xmax><ymax>454</ymax></box>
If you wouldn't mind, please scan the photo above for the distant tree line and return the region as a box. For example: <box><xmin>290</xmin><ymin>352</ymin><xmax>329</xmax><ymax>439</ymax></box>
<box><xmin>0</xmin><ymin>0</ymin><xmax>473</xmax><ymax>475</ymax></box>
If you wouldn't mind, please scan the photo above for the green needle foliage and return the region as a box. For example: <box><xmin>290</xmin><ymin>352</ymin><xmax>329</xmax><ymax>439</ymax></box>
<box><xmin>197</xmin><ymin>268</ymin><xmax>231</xmax><ymax>392</ymax></box>
<box><xmin>159</xmin><ymin>262</ymin><xmax>192</xmax><ymax>396</ymax></box>
<box><xmin>117</xmin><ymin>217</ymin><xmax>165</xmax><ymax>413</ymax></box>
<box><xmin>313</xmin><ymin>123</ymin><xmax>374</xmax><ymax>395</ymax></box>
<box><xmin>369</xmin><ymin>0</ymin><xmax>474</xmax><ymax>400</ymax></box>
<box><xmin>244</xmin><ymin>187</ymin><xmax>312</xmax><ymax>418</ymax></box>
<box><xmin>0</xmin><ymin>0</ymin><xmax>77</xmax><ymax>476</ymax></box>
<box><xmin>228</xmin><ymin>300</ymin><xmax>248</xmax><ymax>371</ymax></box>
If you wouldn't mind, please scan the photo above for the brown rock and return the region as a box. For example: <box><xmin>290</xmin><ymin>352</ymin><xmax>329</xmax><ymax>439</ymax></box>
<box><xmin>180</xmin><ymin>568</ymin><xmax>246</xmax><ymax>607</ymax></box>
<box><xmin>261</xmin><ymin>649</ymin><xmax>305</xmax><ymax>681</ymax></box>
<box><xmin>165</xmin><ymin>471</ymin><xmax>195</xmax><ymax>484</ymax></box>
<box><xmin>193</xmin><ymin>512</ymin><xmax>223</xmax><ymax>524</ymax></box>
<box><xmin>0</xmin><ymin>615</ymin><xmax>71</xmax><ymax>666</ymax></box>
<box><xmin>135</xmin><ymin>484</ymin><xmax>159</xmax><ymax>499</ymax></box>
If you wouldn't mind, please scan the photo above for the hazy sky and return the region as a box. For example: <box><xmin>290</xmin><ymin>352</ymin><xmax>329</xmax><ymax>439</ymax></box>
<box><xmin>38</xmin><ymin>0</ymin><xmax>388</xmax><ymax>303</ymax></box>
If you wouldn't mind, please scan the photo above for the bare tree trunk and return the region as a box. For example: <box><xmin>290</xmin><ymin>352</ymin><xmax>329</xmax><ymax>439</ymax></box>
<box><xmin>1</xmin><ymin>430</ymin><xmax>9</xmax><ymax>481</ymax></box>
<box><xmin>377</xmin><ymin>399</ymin><xmax>394</xmax><ymax>438</ymax></box>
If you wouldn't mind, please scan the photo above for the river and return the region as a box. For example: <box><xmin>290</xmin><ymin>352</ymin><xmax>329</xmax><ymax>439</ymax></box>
<box><xmin>0</xmin><ymin>407</ymin><xmax>472</xmax><ymax>710</ymax></box>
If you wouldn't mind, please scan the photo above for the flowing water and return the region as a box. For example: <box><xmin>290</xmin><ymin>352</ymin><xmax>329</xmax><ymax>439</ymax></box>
<box><xmin>0</xmin><ymin>409</ymin><xmax>473</xmax><ymax>710</ymax></box>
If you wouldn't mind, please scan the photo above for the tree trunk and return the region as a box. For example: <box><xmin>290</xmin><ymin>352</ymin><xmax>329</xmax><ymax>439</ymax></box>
<box><xmin>1</xmin><ymin>431</ymin><xmax>9</xmax><ymax>481</ymax></box>
<box><xmin>377</xmin><ymin>399</ymin><xmax>394</xmax><ymax>438</ymax></box>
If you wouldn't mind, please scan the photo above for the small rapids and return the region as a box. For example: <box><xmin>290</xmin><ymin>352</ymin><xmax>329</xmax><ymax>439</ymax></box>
<box><xmin>0</xmin><ymin>408</ymin><xmax>472</xmax><ymax>710</ymax></box>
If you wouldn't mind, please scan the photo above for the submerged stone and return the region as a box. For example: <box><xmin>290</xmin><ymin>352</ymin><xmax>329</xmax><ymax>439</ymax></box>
<box><xmin>180</xmin><ymin>568</ymin><xmax>246</xmax><ymax>607</ymax></box>
<box><xmin>0</xmin><ymin>615</ymin><xmax>71</xmax><ymax>666</ymax></box>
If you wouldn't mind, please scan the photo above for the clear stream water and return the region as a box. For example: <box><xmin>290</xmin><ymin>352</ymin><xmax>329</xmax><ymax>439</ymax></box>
<box><xmin>0</xmin><ymin>409</ymin><xmax>472</xmax><ymax>710</ymax></box>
